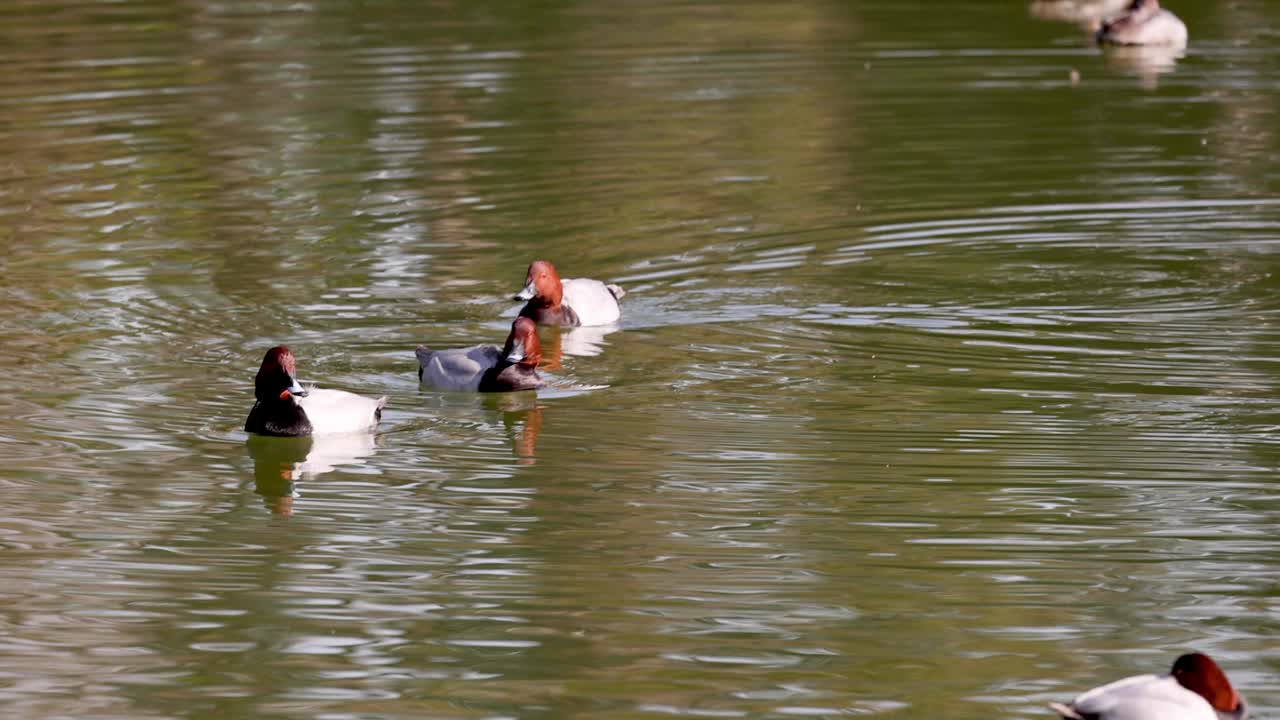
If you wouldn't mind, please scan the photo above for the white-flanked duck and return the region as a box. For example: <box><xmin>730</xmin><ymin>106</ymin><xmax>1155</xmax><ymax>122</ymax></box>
<box><xmin>514</xmin><ymin>259</ymin><xmax>624</xmax><ymax>327</ymax></box>
<box><xmin>1096</xmin><ymin>0</ymin><xmax>1188</xmax><ymax>47</ymax></box>
<box><xmin>416</xmin><ymin>316</ymin><xmax>544</xmax><ymax>392</ymax></box>
<box><xmin>245</xmin><ymin>346</ymin><xmax>386</xmax><ymax>437</ymax></box>
<box><xmin>1050</xmin><ymin>652</ymin><xmax>1247</xmax><ymax>720</ymax></box>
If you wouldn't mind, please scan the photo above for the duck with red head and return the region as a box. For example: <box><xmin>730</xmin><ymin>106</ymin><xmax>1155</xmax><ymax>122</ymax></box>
<box><xmin>1050</xmin><ymin>652</ymin><xmax>1247</xmax><ymax>720</ymax></box>
<box><xmin>513</xmin><ymin>260</ymin><xmax>624</xmax><ymax>327</ymax></box>
<box><xmin>1096</xmin><ymin>0</ymin><xmax>1187</xmax><ymax>47</ymax></box>
<box><xmin>416</xmin><ymin>317</ymin><xmax>545</xmax><ymax>392</ymax></box>
<box><xmin>245</xmin><ymin>346</ymin><xmax>386</xmax><ymax>437</ymax></box>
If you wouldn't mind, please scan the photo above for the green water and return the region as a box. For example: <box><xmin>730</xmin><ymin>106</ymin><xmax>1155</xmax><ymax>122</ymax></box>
<box><xmin>1</xmin><ymin>0</ymin><xmax>1278</xmax><ymax>718</ymax></box>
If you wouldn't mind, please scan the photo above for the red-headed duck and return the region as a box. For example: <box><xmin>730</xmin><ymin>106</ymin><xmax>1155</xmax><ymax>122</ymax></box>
<box><xmin>1050</xmin><ymin>652</ymin><xmax>1247</xmax><ymax>720</ymax></box>
<box><xmin>416</xmin><ymin>316</ymin><xmax>545</xmax><ymax>392</ymax></box>
<box><xmin>513</xmin><ymin>260</ymin><xmax>624</xmax><ymax>327</ymax></box>
<box><xmin>1096</xmin><ymin>0</ymin><xmax>1187</xmax><ymax>47</ymax></box>
<box><xmin>245</xmin><ymin>346</ymin><xmax>386</xmax><ymax>437</ymax></box>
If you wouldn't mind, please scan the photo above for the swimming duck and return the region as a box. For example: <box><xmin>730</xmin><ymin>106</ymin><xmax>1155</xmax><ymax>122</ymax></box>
<box><xmin>1029</xmin><ymin>0</ymin><xmax>1132</xmax><ymax>25</ymax></box>
<box><xmin>1096</xmin><ymin>0</ymin><xmax>1188</xmax><ymax>47</ymax></box>
<box><xmin>1050</xmin><ymin>652</ymin><xmax>1247</xmax><ymax>720</ymax></box>
<box><xmin>416</xmin><ymin>316</ymin><xmax>544</xmax><ymax>392</ymax></box>
<box><xmin>245</xmin><ymin>346</ymin><xmax>386</xmax><ymax>437</ymax></box>
<box><xmin>514</xmin><ymin>260</ymin><xmax>624</xmax><ymax>327</ymax></box>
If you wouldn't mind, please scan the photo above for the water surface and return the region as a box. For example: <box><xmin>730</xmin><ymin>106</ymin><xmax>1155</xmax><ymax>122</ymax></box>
<box><xmin>2</xmin><ymin>1</ymin><xmax>1280</xmax><ymax>718</ymax></box>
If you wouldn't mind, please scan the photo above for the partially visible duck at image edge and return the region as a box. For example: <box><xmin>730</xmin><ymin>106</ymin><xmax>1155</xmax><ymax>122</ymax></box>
<box><xmin>514</xmin><ymin>259</ymin><xmax>624</xmax><ymax>327</ymax></box>
<box><xmin>416</xmin><ymin>316</ymin><xmax>545</xmax><ymax>392</ymax></box>
<box><xmin>245</xmin><ymin>346</ymin><xmax>386</xmax><ymax>437</ymax></box>
<box><xmin>1050</xmin><ymin>652</ymin><xmax>1247</xmax><ymax>720</ymax></box>
<box><xmin>1096</xmin><ymin>0</ymin><xmax>1187</xmax><ymax>47</ymax></box>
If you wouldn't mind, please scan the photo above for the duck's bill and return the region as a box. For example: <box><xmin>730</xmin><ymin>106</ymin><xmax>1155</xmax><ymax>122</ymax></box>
<box><xmin>513</xmin><ymin>281</ymin><xmax>535</xmax><ymax>301</ymax></box>
<box><xmin>505</xmin><ymin>346</ymin><xmax>526</xmax><ymax>363</ymax></box>
<box><xmin>288</xmin><ymin>377</ymin><xmax>308</xmax><ymax>397</ymax></box>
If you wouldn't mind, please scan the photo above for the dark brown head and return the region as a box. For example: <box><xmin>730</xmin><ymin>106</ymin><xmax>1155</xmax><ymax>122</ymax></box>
<box><xmin>513</xmin><ymin>260</ymin><xmax>564</xmax><ymax>307</ymax></box>
<box><xmin>254</xmin><ymin>346</ymin><xmax>308</xmax><ymax>402</ymax></box>
<box><xmin>1171</xmin><ymin>653</ymin><xmax>1242</xmax><ymax>714</ymax></box>
<box><xmin>501</xmin><ymin>317</ymin><xmax>542</xmax><ymax>369</ymax></box>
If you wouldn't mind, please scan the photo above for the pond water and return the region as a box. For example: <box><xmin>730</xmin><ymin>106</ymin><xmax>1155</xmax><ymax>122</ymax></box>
<box><xmin>2</xmin><ymin>0</ymin><xmax>1279</xmax><ymax>718</ymax></box>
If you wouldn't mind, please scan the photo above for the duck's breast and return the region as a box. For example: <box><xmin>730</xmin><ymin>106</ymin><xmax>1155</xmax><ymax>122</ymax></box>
<box><xmin>295</xmin><ymin>388</ymin><xmax>385</xmax><ymax>434</ymax></box>
<box><xmin>482</xmin><ymin>363</ymin><xmax>544</xmax><ymax>392</ymax></box>
<box><xmin>1070</xmin><ymin>673</ymin><xmax>1220</xmax><ymax>720</ymax></box>
<box><xmin>419</xmin><ymin>344</ymin><xmax>502</xmax><ymax>391</ymax></box>
<box><xmin>561</xmin><ymin>278</ymin><xmax>621</xmax><ymax>326</ymax></box>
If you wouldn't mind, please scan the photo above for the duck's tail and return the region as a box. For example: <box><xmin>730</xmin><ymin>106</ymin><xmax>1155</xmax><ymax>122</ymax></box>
<box><xmin>606</xmin><ymin>283</ymin><xmax>626</xmax><ymax>300</ymax></box>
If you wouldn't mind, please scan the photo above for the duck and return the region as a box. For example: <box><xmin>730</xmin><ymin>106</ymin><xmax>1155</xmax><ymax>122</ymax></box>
<box><xmin>1050</xmin><ymin>652</ymin><xmax>1247</xmax><ymax>720</ymax></box>
<box><xmin>1029</xmin><ymin>0</ymin><xmax>1132</xmax><ymax>24</ymax></box>
<box><xmin>1096</xmin><ymin>0</ymin><xmax>1187</xmax><ymax>47</ymax></box>
<box><xmin>416</xmin><ymin>316</ymin><xmax>545</xmax><ymax>392</ymax></box>
<box><xmin>245</xmin><ymin>346</ymin><xmax>386</xmax><ymax>437</ymax></box>
<box><xmin>513</xmin><ymin>260</ymin><xmax>624</xmax><ymax>327</ymax></box>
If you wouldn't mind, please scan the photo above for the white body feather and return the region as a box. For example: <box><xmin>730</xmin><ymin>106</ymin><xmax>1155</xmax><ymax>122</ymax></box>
<box><xmin>1127</xmin><ymin>10</ymin><xmax>1187</xmax><ymax>46</ymax></box>
<box><xmin>1102</xmin><ymin>8</ymin><xmax>1187</xmax><ymax>47</ymax></box>
<box><xmin>561</xmin><ymin>278</ymin><xmax>622</xmax><ymax>326</ymax></box>
<box><xmin>1052</xmin><ymin>673</ymin><xmax>1222</xmax><ymax>720</ymax></box>
<box><xmin>296</xmin><ymin>388</ymin><xmax>385</xmax><ymax>434</ymax></box>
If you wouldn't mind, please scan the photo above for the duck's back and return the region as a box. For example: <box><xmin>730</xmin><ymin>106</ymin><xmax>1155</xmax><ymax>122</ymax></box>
<box><xmin>562</xmin><ymin>278</ymin><xmax>622</xmax><ymax>326</ymax></box>
<box><xmin>296</xmin><ymin>388</ymin><xmax>385</xmax><ymax>434</ymax></box>
<box><xmin>417</xmin><ymin>344</ymin><xmax>502</xmax><ymax>391</ymax></box>
<box><xmin>1058</xmin><ymin>674</ymin><xmax>1219</xmax><ymax>720</ymax></box>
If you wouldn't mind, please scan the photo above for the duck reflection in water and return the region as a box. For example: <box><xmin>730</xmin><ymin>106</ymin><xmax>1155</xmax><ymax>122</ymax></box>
<box><xmin>533</xmin><ymin>322</ymin><xmax>617</xmax><ymax>371</ymax></box>
<box><xmin>247</xmin><ymin>433</ymin><xmax>379</xmax><ymax>515</ymax></box>
<box><xmin>1102</xmin><ymin>44</ymin><xmax>1183</xmax><ymax>88</ymax></box>
<box><xmin>489</xmin><ymin>392</ymin><xmax>544</xmax><ymax>466</ymax></box>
